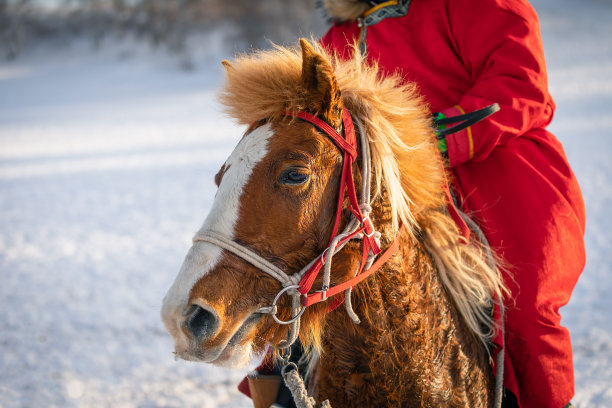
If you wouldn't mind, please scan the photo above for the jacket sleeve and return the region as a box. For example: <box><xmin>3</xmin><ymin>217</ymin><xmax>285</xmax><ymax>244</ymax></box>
<box><xmin>441</xmin><ymin>0</ymin><xmax>555</xmax><ymax>167</ymax></box>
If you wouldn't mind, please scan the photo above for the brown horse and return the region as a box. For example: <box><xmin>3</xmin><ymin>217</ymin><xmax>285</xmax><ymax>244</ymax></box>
<box><xmin>161</xmin><ymin>39</ymin><xmax>506</xmax><ymax>407</ymax></box>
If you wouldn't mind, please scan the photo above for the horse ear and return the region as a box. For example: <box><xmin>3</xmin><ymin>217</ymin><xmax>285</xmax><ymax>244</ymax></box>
<box><xmin>299</xmin><ymin>39</ymin><xmax>343</xmax><ymax>128</ymax></box>
<box><xmin>221</xmin><ymin>60</ymin><xmax>234</xmax><ymax>71</ymax></box>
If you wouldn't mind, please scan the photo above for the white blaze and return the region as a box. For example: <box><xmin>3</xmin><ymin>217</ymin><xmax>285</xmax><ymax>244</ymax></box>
<box><xmin>161</xmin><ymin>124</ymin><xmax>273</xmax><ymax>341</ymax></box>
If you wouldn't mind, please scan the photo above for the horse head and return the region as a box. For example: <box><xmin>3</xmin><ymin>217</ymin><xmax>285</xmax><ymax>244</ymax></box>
<box><xmin>161</xmin><ymin>40</ymin><xmax>363</xmax><ymax>367</ymax></box>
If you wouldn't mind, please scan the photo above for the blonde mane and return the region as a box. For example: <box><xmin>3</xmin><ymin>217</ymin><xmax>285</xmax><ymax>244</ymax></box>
<box><xmin>219</xmin><ymin>41</ymin><xmax>506</xmax><ymax>345</ymax></box>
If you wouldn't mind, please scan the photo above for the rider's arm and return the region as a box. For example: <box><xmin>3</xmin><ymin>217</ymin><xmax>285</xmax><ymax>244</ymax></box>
<box><xmin>440</xmin><ymin>0</ymin><xmax>555</xmax><ymax>167</ymax></box>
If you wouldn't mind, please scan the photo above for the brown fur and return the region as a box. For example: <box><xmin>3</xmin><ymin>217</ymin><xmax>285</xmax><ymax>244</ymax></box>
<box><xmin>314</xmin><ymin>235</ymin><xmax>493</xmax><ymax>407</ymax></box>
<box><xmin>185</xmin><ymin>40</ymin><xmax>505</xmax><ymax>406</ymax></box>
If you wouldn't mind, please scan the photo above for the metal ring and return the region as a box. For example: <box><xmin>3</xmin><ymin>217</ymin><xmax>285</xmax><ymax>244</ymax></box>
<box><xmin>281</xmin><ymin>361</ymin><xmax>299</xmax><ymax>378</ymax></box>
<box><xmin>271</xmin><ymin>285</ymin><xmax>306</xmax><ymax>325</ymax></box>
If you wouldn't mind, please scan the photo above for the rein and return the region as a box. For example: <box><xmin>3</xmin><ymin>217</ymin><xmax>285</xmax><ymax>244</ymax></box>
<box><xmin>433</xmin><ymin>103</ymin><xmax>500</xmax><ymax>136</ymax></box>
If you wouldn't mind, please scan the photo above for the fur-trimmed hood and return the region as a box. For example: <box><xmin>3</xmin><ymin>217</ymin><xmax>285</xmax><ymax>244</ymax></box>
<box><xmin>323</xmin><ymin>0</ymin><xmax>371</xmax><ymax>22</ymax></box>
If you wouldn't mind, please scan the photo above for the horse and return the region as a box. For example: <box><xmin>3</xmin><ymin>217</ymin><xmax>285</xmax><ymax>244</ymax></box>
<box><xmin>161</xmin><ymin>39</ymin><xmax>506</xmax><ymax>407</ymax></box>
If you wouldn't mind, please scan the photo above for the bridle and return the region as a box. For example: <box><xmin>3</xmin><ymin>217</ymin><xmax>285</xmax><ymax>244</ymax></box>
<box><xmin>192</xmin><ymin>107</ymin><xmax>403</xmax><ymax>351</ymax></box>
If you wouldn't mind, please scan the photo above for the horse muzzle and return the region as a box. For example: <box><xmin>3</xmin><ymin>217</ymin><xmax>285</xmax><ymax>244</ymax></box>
<box><xmin>161</xmin><ymin>298</ymin><xmax>262</xmax><ymax>367</ymax></box>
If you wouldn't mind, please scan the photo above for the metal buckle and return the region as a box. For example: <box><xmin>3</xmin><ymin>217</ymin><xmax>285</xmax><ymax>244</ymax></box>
<box><xmin>316</xmin><ymin>285</ymin><xmax>329</xmax><ymax>302</ymax></box>
<box><xmin>271</xmin><ymin>285</ymin><xmax>306</xmax><ymax>325</ymax></box>
<box><xmin>279</xmin><ymin>345</ymin><xmax>291</xmax><ymax>366</ymax></box>
<box><xmin>362</xmin><ymin>214</ymin><xmax>376</xmax><ymax>238</ymax></box>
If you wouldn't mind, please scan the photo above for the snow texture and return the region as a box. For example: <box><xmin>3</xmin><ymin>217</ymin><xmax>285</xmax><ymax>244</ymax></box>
<box><xmin>0</xmin><ymin>0</ymin><xmax>610</xmax><ymax>406</ymax></box>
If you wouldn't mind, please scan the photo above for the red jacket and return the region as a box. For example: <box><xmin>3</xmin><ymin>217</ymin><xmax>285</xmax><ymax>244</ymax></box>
<box><xmin>321</xmin><ymin>0</ymin><xmax>586</xmax><ymax>407</ymax></box>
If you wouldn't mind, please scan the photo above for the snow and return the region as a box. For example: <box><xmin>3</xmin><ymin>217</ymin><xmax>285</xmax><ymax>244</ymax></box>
<box><xmin>536</xmin><ymin>0</ymin><xmax>612</xmax><ymax>404</ymax></box>
<box><xmin>0</xmin><ymin>39</ymin><xmax>253</xmax><ymax>407</ymax></box>
<box><xmin>0</xmin><ymin>1</ymin><xmax>611</xmax><ymax>406</ymax></box>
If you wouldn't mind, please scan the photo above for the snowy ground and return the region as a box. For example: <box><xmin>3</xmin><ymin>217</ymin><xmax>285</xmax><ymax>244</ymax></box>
<box><xmin>537</xmin><ymin>0</ymin><xmax>612</xmax><ymax>404</ymax></box>
<box><xmin>1</xmin><ymin>1</ymin><xmax>611</xmax><ymax>407</ymax></box>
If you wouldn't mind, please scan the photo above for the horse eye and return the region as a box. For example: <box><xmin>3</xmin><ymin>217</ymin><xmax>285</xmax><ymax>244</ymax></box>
<box><xmin>279</xmin><ymin>169</ymin><xmax>309</xmax><ymax>185</ymax></box>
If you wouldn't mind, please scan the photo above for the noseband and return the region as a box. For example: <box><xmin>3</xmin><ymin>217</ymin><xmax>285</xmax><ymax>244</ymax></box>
<box><xmin>192</xmin><ymin>107</ymin><xmax>402</xmax><ymax>349</ymax></box>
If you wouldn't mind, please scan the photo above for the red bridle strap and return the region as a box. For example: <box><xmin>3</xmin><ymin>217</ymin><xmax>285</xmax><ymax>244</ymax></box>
<box><xmin>282</xmin><ymin>108</ymin><xmax>391</xmax><ymax>307</ymax></box>
<box><xmin>294</xmin><ymin>222</ymin><xmax>366</xmax><ymax>297</ymax></box>
<box><xmin>290</xmin><ymin>110</ymin><xmax>358</xmax><ymax>162</ymax></box>
<box><xmin>284</xmin><ymin>108</ymin><xmax>379</xmax><ymax>244</ymax></box>
<box><xmin>302</xmin><ymin>225</ymin><xmax>404</xmax><ymax>307</ymax></box>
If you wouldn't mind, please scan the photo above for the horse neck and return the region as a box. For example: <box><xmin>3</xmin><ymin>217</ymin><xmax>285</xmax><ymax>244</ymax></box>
<box><xmin>315</xmin><ymin>213</ymin><xmax>494</xmax><ymax>407</ymax></box>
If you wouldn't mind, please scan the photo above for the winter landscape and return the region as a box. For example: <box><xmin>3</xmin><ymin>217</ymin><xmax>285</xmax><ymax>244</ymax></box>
<box><xmin>0</xmin><ymin>0</ymin><xmax>611</xmax><ymax>406</ymax></box>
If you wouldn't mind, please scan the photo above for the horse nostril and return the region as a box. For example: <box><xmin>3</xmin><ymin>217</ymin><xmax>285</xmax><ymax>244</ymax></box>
<box><xmin>185</xmin><ymin>304</ymin><xmax>218</xmax><ymax>339</ymax></box>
